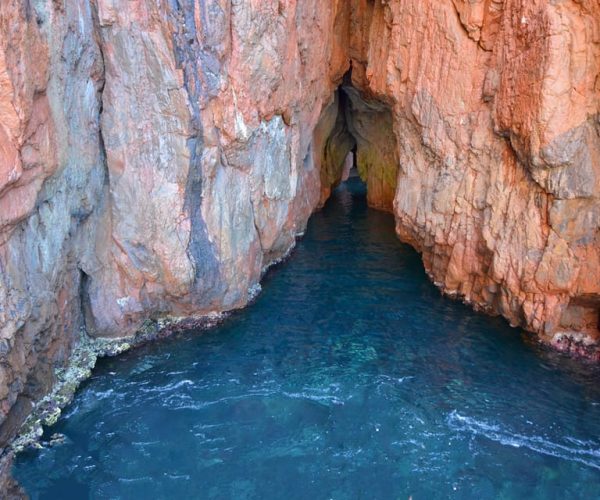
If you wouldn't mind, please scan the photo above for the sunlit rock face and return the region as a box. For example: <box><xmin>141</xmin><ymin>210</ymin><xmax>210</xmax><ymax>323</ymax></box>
<box><xmin>0</xmin><ymin>0</ymin><xmax>599</xmax><ymax>471</ymax></box>
<box><xmin>319</xmin><ymin>0</ymin><xmax>600</xmax><ymax>355</ymax></box>
<box><xmin>84</xmin><ymin>0</ymin><xmax>347</xmax><ymax>336</ymax></box>
<box><xmin>351</xmin><ymin>0</ymin><xmax>600</xmax><ymax>352</ymax></box>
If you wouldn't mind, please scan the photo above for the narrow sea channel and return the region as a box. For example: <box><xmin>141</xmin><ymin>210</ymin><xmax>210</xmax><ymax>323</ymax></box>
<box><xmin>14</xmin><ymin>178</ymin><xmax>600</xmax><ymax>499</ymax></box>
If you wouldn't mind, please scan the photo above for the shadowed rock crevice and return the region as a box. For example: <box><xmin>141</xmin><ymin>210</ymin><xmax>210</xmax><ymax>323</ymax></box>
<box><xmin>315</xmin><ymin>69</ymin><xmax>399</xmax><ymax>212</ymax></box>
<box><xmin>556</xmin><ymin>295</ymin><xmax>600</xmax><ymax>350</ymax></box>
<box><xmin>170</xmin><ymin>0</ymin><xmax>225</xmax><ymax>309</ymax></box>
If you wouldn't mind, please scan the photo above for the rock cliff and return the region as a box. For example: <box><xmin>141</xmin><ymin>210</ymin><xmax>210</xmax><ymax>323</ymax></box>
<box><xmin>0</xmin><ymin>0</ymin><xmax>598</xmax><ymax>482</ymax></box>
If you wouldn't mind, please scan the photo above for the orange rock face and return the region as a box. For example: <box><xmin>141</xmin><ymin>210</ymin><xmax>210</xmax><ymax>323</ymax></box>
<box><xmin>320</xmin><ymin>0</ymin><xmax>600</xmax><ymax>353</ymax></box>
<box><xmin>352</xmin><ymin>0</ymin><xmax>600</xmax><ymax>351</ymax></box>
<box><xmin>0</xmin><ymin>0</ymin><xmax>599</xmax><ymax>468</ymax></box>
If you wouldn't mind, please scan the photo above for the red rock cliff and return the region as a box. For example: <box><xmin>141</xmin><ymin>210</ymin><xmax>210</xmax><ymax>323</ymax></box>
<box><xmin>0</xmin><ymin>0</ymin><xmax>598</xmax><ymax>472</ymax></box>
<box><xmin>356</xmin><ymin>0</ymin><xmax>600</xmax><ymax>352</ymax></box>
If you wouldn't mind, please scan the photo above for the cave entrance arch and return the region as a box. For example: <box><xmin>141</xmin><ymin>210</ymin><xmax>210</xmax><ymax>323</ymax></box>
<box><xmin>314</xmin><ymin>70</ymin><xmax>399</xmax><ymax>212</ymax></box>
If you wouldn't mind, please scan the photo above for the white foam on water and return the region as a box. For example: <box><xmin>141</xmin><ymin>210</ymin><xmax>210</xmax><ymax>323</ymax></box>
<box><xmin>282</xmin><ymin>390</ymin><xmax>346</xmax><ymax>406</ymax></box>
<box><xmin>447</xmin><ymin>410</ymin><xmax>600</xmax><ymax>470</ymax></box>
<box><xmin>117</xmin><ymin>476</ymin><xmax>154</xmax><ymax>484</ymax></box>
<box><xmin>138</xmin><ymin>379</ymin><xmax>195</xmax><ymax>394</ymax></box>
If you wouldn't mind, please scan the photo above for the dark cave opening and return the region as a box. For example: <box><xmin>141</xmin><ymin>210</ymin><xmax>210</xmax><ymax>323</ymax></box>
<box><xmin>314</xmin><ymin>68</ymin><xmax>399</xmax><ymax>212</ymax></box>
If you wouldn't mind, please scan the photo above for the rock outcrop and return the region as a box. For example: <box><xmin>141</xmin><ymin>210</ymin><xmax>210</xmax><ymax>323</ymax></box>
<box><xmin>0</xmin><ymin>0</ymin><xmax>599</xmax><ymax>483</ymax></box>
<box><xmin>363</xmin><ymin>0</ymin><xmax>600</xmax><ymax>353</ymax></box>
<box><xmin>319</xmin><ymin>0</ymin><xmax>600</xmax><ymax>355</ymax></box>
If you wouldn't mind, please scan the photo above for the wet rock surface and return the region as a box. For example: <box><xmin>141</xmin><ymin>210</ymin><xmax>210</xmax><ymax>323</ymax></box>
<box><xmin>0</xmin><ymin>0</ymin><xmax>599</xmax><ymax>488</ymax></box>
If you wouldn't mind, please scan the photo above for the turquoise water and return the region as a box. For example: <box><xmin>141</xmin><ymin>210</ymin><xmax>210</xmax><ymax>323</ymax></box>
<box><xmin>14</xmin><ymin>178</ymin><xmax>600</xmax><ymax>499</ymax></box>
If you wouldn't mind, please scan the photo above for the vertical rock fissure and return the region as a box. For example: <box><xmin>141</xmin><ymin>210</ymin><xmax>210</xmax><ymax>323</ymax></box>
<box><xmin>317</xmin><ymin>68</ymin><xmax>399</xmax><ymax>213</ymax></box>
<box><xmin>76</xmin><ymin>0</ymin><xmax>109</xmax><ymax>336</ymax></box>
<box><xmin>169</xmin><ymin>0</ymin><xmax>224</xmax><ymax>305</ymax></box>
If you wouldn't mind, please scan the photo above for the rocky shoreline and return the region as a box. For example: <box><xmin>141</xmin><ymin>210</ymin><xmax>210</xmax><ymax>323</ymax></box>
<box><xmin>0</xmin><ymin>312</ymin><xmax>225</xmax><ymax>497</ymax></box>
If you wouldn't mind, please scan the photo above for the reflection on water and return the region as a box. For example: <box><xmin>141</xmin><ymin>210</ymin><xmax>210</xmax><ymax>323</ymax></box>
<box><xmin>14</xmin><ymin>178</ymin><xmax>600</xmax><ymax>499</ymax></box>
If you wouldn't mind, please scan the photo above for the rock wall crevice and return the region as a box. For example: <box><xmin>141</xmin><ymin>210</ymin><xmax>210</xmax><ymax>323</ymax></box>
<box><xmin>315</xmin><ymin>70</ymin><xmax>399</xmax><ymax>213</ymax></box>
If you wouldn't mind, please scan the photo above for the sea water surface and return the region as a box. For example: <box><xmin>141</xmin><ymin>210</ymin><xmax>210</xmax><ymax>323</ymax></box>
<box><xmin>14</xmin><ymin>178</ymin><xmax>600</xmax><ymax>499</ymax></box>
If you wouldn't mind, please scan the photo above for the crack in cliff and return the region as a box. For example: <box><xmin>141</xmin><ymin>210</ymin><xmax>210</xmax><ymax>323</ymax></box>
<box><xmin>78</xmin><ymin>0</ymin><xmax>109</xmax><ymax>336</ymax></box>
<box><xmin>317</xmin><ymin>68</ymin><xmax>399</xmax><ymax>212</ymax></box>
<box><xmin>170</xmin><ymin>0</ymin><xmax>224</xmax><ymax>304</ymax></box>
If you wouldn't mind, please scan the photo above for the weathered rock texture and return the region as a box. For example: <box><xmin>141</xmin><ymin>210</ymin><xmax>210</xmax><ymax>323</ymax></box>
<box><xmin>368</xmin><ymin>0</ymin><xmax>600</xmax><ymax>352</ymax></box>
<box><xmin>0</xmin><ymin>0</ymin><xmax>599</xmax><ymax>482</ymax></box>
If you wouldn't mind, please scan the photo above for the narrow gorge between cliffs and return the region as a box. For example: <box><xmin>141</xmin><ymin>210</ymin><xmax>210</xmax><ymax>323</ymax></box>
<box><xmin>13</xmin><ymin>179</ymin><xmax>600</xmax><ymax>498</ymax></box>
<box><xmin>1</xmin><ymin>0</ymin><xmax>600</xmax><ymax>497</ymax></box>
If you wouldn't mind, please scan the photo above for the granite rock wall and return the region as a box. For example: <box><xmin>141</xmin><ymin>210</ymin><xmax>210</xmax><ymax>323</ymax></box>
<box><xmin>346</xmin><ymin>0</ymin><xmax>600</xmax><ymax>352</ymax></box>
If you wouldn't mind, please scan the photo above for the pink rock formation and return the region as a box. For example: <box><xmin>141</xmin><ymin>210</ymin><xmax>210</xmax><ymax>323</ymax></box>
<box><xmin>0</xmin><ymin>0</ymin><xmax>599</xmax><ymax>482</ymax></box>
<box><xmin>377</xmin><ymin>0</ymin><xmax>600</xmax><ymax>351</ymax></box>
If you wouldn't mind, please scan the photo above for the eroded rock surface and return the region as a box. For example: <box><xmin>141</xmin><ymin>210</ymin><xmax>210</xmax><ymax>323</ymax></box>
<box><xmin>0</xmin><ymin>0</ymin><xmax>599</xmax><ymax>486</ymax></box>
<box><xmin>349</xmin><ymin>0</ymin><xmax>600</xmax><ymax>352</ymax></box>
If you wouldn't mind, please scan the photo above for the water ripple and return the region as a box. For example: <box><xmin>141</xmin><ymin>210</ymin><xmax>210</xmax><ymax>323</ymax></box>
<box><xmin>13</xmin><ymin>178</ymin><xmax>600</xmax><ymax>499</ymax></box>
<box><xmin>447</xmin><ymin>410</ymin><xmax>600</xmax><ymax>470</ymax></box>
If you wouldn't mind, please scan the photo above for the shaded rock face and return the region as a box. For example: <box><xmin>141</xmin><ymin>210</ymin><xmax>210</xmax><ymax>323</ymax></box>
<box><xmin>0</xmin><ymin>0</ymin><xmax>106</xmax><ymax>451</ymax></box>
<box><xmin>0</xmin><ymin>0</ymin><xmax>599</xmax><ymax>462</ymax></box>
<box><xmin>315</xmin><ymin>74</ymin><xmax>398</xmax><ymax>212</ymax></box>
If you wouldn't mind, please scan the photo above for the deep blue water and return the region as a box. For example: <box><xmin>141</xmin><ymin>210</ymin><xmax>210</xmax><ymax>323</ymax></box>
<box><xmin>14</xmin><ymin>178</ymin><xmax>600</xmax><ymax>499</ymax></box>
